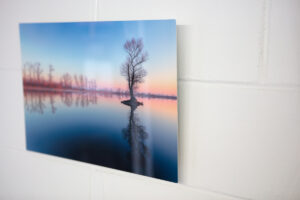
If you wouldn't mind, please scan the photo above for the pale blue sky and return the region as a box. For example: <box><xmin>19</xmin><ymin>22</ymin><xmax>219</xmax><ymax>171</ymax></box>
<box><xmin>19</xmin><ymin>20</ymin><xmax>177</xmax><ymax>94</ymax></box>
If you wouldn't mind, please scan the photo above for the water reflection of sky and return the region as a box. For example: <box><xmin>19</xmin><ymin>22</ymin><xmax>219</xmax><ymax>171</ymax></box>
<box><xmin>24</xmin><ymin>91</ymin><xmax>178</xmax><ymax>182</ymax></box>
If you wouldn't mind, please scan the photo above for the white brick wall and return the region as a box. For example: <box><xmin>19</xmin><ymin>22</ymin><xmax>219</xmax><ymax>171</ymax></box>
<box><xmin>0</xmin><ymin>0</ymin><xmax>299</xmax><ymax>200</ymax></box>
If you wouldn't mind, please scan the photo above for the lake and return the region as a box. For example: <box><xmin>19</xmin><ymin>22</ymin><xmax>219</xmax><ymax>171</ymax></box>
<box><xmin>23</xmin><ymin>90</ymin><xmax>178</xmax><ymax>182</ymax></box>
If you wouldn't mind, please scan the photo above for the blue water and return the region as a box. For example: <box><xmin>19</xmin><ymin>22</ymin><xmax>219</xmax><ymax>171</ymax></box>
<box><xmin>24</xmin><ymin>91</ymin><xmax>178</xmax><ymax>182</ymax></box>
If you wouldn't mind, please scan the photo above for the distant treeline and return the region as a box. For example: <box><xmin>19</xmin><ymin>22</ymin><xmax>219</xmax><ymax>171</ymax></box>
<box><xmin>22</xmin><ymin>62</ymin><xmax>177</xmax><ymax>100</ymax></box>
<box><xmin>22</xmin><ymin>62</ymin><xmax>97</xmax><ymax>91</ymax></box>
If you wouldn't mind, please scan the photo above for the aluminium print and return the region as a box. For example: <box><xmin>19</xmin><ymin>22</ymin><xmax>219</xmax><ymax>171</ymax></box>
<box><xmin>19</xmin><ymin>20</ymin><xmax>177</xmax><ymax>182</ymax></box>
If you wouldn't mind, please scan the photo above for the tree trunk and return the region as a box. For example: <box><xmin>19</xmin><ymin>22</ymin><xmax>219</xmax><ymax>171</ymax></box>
<box><xmin>129</xmin><ymin>86</ymin><xmax>136</xmax><ymax>102</ymax></box>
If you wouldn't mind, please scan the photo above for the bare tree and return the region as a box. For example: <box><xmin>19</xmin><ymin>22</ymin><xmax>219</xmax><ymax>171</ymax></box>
<box><xmin>79</xmin><ymin>74</ymin><xmax>84</xmax><ymax>89</ymax></box>
<box><xmin>74</xmin><ymin>75</ymin><xmax>80</xmax><ymax>89</ymax></box>
<box><xmin>92</xmin><ymin>80</ymin><xmax>97</xmax><ymax>90</ymax></box>
<box><xmin>61</xmin><ymin>73</ymin><xmax>72</xmax><ymax>88</ymax></box>
<box><xmin>120</xmin><ymin>38</ymin><xmax>148</xmax><ymax>102</ymax></box>
<box><xmin>48</xmin><ymin>65</ymin><xmax>54</xmax><ymax>85</ymax></box>
<box><xmin>84</xmin><ymin>76</ymin><xmax>88</xmax><ymax>90</ymax></box>
<box><xmin>28</xmin><ymin>63</ymin><xmax>35</xmax><ymax>83</ymax></box>
<box><xmin>35</xmin><ymin>63</ymin><xmax>43</xmax><ymax>83</ymax></box>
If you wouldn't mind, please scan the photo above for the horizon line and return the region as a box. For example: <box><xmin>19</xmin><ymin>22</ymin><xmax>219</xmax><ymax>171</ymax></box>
<box><xmin>23</xmin><ymin>85</ymin><xmax>178</xmax><ymax>100</ymax></box>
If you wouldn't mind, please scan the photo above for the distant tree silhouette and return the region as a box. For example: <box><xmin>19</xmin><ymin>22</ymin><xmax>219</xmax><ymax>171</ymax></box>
<box><xmin>79</xmin><ymin>74</ymin><xmax>84</xmax><ymax>89</ymax></box>
<box><xmin>35</xmin><ymin>63</ymin><xmax>43</xmax><ymax>83</ymax></box>
<box><xmin>28</xmin><ymin>63</ymin><xmax>35</xmax><ymax>82</ymax></box>
<box><xmin>48</xmin><ymin>65</ymin><xmax>54</xmax><ymax>85</ymax></box>
<box><xmin>23</xmin><ymin>62</ymin><xmax>43</xmax><ymax>85</ymax></box>
<box><xmin>121</xmin><ymin>38</ymin><xmax>148</xmax><ymax>103</ymax></box>
<box><xmin>61</xmin><ymin>73</ymin><xmax>72</xmax><ymax>88</ymax></box>
<box><xmin>23</xmin><ymin>62</ymin><xmax>97</xmax><ymax>91</ymax></box>
<box><xmin>74</xmin><ymin>75</ymin><xmax>80</xmax><ymax>88</ymax></box>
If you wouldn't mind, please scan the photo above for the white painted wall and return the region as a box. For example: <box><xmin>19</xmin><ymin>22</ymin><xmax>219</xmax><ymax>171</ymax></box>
<box><xmin>0</xmin><ymin>0</ymin><xmax>299</xmax><ymax>199</ymax></box>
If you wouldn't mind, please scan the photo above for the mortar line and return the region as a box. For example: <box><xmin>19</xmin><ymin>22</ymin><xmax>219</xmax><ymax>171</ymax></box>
<box><xmin>179</xmin><ymin>78</ymin><xmax>300</xmax><ymax>91</ymax></box>
<box><xmin>258</xmin><ymin>0</ymin><xmax>272</xmax><ymax>84</ymax></box>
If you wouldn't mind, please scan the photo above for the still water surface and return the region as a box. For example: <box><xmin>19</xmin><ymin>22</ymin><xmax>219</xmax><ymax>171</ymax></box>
<box><xmin>24</xmin><ymin>91</ymin><xmax>178</xmax><ymax>182</ymax></box>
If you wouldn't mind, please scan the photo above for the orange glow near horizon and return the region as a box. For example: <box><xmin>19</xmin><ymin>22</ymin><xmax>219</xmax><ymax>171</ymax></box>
<box><xmin>140</xmin><ymin>97</ymin><xmax>177</xmax><ymax>121</ymax></box>
<box><xmin>49</xmin><ymin>66</ymin><xmax>177</xmax><ymax>96</ymax></box>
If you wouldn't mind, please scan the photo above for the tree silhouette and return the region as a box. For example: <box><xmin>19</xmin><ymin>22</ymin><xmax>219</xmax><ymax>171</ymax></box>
<box><xmin>48</xmin><ymin>65</ymin><xmax>54</xmax><ymax>86</ymax></box>
<box><xmin>74</xmin><ymin>75</ymin><xmax>79</xmax><ymax>88</ymax></box>
<box><xmin>61</xmin><ymin>73</ymin><xmax>72</xmax><ymax>88</ymax></box>
<box><xmin>121</xmin><ymin>38</ymin><xmax>148</xmax><ymax>104</ymax></box>
<box><xmin>35</xmin><ymin>63</ymin><xmax>43</xmax><ymax>84</ymax></box>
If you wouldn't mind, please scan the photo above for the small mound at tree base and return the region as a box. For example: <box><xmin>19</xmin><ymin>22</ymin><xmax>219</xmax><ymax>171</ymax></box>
<box><xmin>121</xmin><ymin>99</ymin><xmax>143</xmax><ymax>109</ymax></box>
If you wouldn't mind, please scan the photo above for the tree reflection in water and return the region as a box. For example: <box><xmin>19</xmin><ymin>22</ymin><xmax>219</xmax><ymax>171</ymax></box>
<box><xmin>122</xmin><ymin>104</ymin><xmax>152</xmax><ymax>177</ymax></box>
<box><xmin>24</xmin><ymin>90</ymin><xmax>153</xmax><ymax>177</ymax></box>
<box><xmin>49</xmin><ymin>94</ymin><xmax>57</xmax><ymax>114</ymax></box>
<box><xmin>23</xmin><ymin>91</ymin><xmax>99</xmax><ymax>114</ymax></box>
<box><xmin>24</xmin><ymin>91</ymin><xmax>46</xmax><ymax>114</ymax></box>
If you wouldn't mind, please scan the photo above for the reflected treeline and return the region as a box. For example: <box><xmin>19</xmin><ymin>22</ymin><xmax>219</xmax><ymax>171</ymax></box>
<box><xmin>122</xmin><ymin>105</ymin><xmax>152</xmax><ymax>176</ymax></box>
<box><xmin>24</xmin><ymin>91</ymin><xmax>47</xmax><ymax>114</ymax></box>
<box><xmin>24</xmin><ymin>91</ymin><xmax>104</xmax><ymax>114</ymax></box>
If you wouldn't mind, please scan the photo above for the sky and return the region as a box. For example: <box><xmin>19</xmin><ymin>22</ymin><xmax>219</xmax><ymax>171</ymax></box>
<box><xmin>19</xmin><ymin>20</ymin><xmax>177</xmax><ymax>96</ymax></box>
